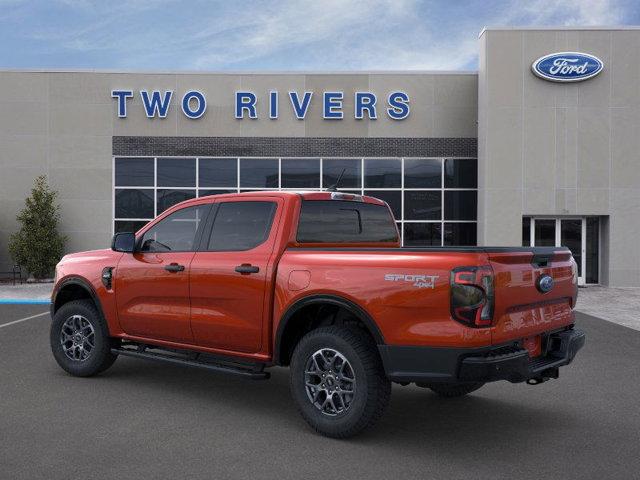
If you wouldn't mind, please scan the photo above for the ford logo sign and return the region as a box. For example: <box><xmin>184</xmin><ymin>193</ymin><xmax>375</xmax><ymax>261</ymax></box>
<box><xmin>536</xmin><ymin>275</ymin><xmax>554</xmax><ymax>294</ymax></box>
<box><xmin>532</xmin><ymin>52</ymin><xmax>603</xmax><ymax>82</ymax></box>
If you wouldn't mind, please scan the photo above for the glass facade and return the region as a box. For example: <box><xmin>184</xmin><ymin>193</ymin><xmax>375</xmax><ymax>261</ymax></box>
<box><xmin>114</xmin><ymin>157</ymin><xmax>478</xmax><ymax>246</ymax></box>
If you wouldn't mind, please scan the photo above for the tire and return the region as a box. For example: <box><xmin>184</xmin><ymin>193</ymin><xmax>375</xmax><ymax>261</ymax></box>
<box><xmin>50</xmin><ymin>300</ymin><xmax>118</xmax><ymax>377</ymax></box>
<box><xmin>419</xmin><ymin>382</ymin><xmax>484</xmax><ymax>398</ymax></box>
<box><xmin>289</xmin><ymin>326</ymin><xmax>391</xmax><ymax>438</ymax></box>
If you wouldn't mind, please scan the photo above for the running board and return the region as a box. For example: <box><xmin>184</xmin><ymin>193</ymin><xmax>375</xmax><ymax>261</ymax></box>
<box><xmin>111</xmin><ymin>345</ymin><xmax>270</xmax><ymax>380</ymax></box>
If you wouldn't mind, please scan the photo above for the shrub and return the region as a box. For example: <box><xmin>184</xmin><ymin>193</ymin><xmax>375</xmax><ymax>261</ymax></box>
<box><xmin>8</xmin><ymin>175</ymin><xmax>67</xmax><ymax>279</ymax></box>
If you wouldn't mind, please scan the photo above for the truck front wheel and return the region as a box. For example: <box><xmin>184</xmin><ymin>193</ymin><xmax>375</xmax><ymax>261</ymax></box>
<box><xmin>50</xmin><ymin>300</ymin><xmax>119</xmax><ymax>377</ymax></box>
<box><xmin>289</xmin><ymin>326</ymin><xmax>391</xmax><ymax>438</ymax></box>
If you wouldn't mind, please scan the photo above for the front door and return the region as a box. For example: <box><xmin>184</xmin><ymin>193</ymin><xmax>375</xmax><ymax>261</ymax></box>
<box><xmin>190</xmin><ymin>198</ymin><xmax>281</xmax><ymax>353</ymax></box>
<box><xmin>116</xmin><ymin>204</ymin><xmax>209</xmax><ymax>343</ymax></box>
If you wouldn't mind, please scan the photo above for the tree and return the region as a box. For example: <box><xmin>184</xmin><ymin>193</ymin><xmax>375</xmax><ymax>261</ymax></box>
<box><xmin>9</xmin><ymin>175</ymin><xmax>67</xmax><ymax>279</ymax></box>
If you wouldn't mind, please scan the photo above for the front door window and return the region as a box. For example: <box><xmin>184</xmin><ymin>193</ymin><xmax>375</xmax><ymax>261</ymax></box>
<box><xmin>139</xmin><ymin>205</ymin><xmax>206</xmax><ymax>252</ymax></box>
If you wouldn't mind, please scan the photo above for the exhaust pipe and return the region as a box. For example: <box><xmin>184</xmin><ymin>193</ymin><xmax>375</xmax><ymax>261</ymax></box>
<box><xmin>526</xmin><ymin>377</ymin><xmax>546</xmax><ymax>385</ymax></box>
<box><xmin>526</xmin><ymin>367</ymin><xmax>559</xmax><ymax>385</ymax></box>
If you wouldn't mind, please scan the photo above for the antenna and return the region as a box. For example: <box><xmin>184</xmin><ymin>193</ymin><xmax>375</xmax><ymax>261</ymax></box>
<box><xmin>326</xmin><ymin>168</ymin><xmax>346</xmax><ymax>192</ymax></box>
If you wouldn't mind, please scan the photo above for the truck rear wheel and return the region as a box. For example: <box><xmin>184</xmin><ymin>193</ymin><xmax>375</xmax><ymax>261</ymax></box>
<box><xmin>50</xmin><ymin>300</ymin><xmax>118</xmax><ymax>377</ymax></box>
<box><xmin>289</xmin><ymin>326</ymin><xmax>391</xmax><ymax>438</ymax></box>
<box><xmin>419</xmin><ymin>382</ymin><xmax>484</xmax><ymax>398</ymax></box>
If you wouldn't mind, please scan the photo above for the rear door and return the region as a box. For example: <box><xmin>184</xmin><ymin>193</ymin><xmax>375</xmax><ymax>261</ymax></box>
<box><xmin>488</xmin><ymin>247</ymin><xmax>578</xmax><ymax>346</ymax></box>
<box><xmin>189</xmin><ymin>197</ymin><xmax>282</xmax><ymax>353</ymax></box>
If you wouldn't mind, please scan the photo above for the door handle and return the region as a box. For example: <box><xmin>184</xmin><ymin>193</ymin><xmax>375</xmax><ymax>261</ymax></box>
<box><xmin>164</xmin><ymin>263</ymin><xmax>185</xmax><ymax>273</ymax></box>
<box><xmin>235</xmin><ymin>264</ymin><xmax>260</xmax><ymax>274</ymax></box>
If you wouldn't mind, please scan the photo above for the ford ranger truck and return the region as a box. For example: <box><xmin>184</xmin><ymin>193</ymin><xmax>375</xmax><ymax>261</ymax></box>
<box><xmin>50</xmin><ymin>191</ymin><xmax>585</xmax><ymax>438</ymax></box>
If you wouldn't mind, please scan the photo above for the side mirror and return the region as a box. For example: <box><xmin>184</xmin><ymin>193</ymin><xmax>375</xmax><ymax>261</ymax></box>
<box><xmin>111</xmin><ymin>232</ymin><xmax>136</xmax><ymax>253</ymax></box>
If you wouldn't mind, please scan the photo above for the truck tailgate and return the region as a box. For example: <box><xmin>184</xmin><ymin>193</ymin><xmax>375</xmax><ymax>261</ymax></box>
<box><xmin>488</xmin><ymin>248</ymin><xmax>578</xmax><ymax>346</ymax></box>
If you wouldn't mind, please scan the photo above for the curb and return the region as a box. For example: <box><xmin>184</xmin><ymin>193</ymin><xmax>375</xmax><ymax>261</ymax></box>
<box><xmin>0</xmin><ymin>299</ymin><xmax>51</xmax><ymax>305</ymax></box>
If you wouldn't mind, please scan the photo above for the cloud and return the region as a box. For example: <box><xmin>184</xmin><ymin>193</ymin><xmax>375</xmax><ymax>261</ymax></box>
<box><xmin>187</xmin><ymin>0</ymin><xmax>629</xmax><ymax>70</ymax></box>
<box><xmin>1</xmin><ymin>0</ymin><xmax>634</xmax><ymax>70</ymax></box>
<box><xmin>507</xmin><ymin>0</ymin><xmax>623</xmax><ymax>26</ymax></box>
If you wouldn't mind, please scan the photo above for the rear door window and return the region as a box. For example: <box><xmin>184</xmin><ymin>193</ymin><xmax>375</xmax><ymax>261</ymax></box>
<box><xmin>207</xmin><ymin>201</ymin><xmax>277</xmax><ymax>251</ymax></box>
<box><xmin>297</xmin><ymin>200</ymin><xmax>398</xmax><ymax>243</ymax></box>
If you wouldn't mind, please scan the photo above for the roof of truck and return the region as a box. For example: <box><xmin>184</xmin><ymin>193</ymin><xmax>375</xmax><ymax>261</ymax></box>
<box><xmin>195</xmin><ymin>190</ymin><xmax>387</xmax><ymax>205</ymax></box>
<box><xmin>157</xmin><ymin>191</ymin><xmax>389</xmax><ymax>220</ymax></box>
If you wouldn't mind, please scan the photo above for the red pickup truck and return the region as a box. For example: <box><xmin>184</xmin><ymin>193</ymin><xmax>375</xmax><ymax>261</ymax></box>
<box><xmin>50</xmin><ymin>191</ymin><xmax>584</xmax><ymax>438</ymax></box>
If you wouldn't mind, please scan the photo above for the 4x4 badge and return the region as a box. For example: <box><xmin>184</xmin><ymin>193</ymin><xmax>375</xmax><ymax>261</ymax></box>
<box><xmin>384</xmin><ymin>274</ymin><xmax>438</xmax><ymax>289</ymax></box>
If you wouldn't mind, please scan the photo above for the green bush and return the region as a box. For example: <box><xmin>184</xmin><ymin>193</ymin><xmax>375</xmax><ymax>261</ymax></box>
<box><xmin>8</xmin><ymin>176</ymin><xmax>67</xmax><ymax>279</ymax></box>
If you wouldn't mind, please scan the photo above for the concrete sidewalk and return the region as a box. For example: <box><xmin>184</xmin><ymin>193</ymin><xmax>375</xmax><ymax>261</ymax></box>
<box><xmin>0</xmin><ymin>282</ymin><xmax>637</xmax><ymax>330</ymax></box>
<box><xmin>575</xmin><ymin>286</ymin><xmax>640</xmax><ymax>331</ymax></box>
<box><xmin>0</xmin><ymin>283</ymin><xmax>52</xmax><ymax>303</ymax></box>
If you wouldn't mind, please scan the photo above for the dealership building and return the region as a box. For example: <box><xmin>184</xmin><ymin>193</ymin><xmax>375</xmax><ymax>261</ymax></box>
<box><xmin>0</xmin><ymin>26</ymin><xmax>639</xmax><ymax>286</ymax></box>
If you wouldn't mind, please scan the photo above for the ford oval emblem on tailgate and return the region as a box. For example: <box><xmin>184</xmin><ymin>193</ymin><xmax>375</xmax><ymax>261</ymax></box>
<box><xmin>532</xmin><ymin>52</ymin><xmax>603</xmax><ymax>82</ymax></box>
<box><xmin>537</xmin><ymin>274</ymin><xmax>554</xmax><ymax>293</ymax></box>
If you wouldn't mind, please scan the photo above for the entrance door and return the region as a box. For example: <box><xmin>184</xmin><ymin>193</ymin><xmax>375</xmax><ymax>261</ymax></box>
<box><xmin>525</xmin><ymin>217</ymin><xmax>599</xmax><ymax>285</ymax></box>
<box><xmin>560</xmin><ymin>219</ymin><xmax>583</xmax><ymax>282</ymax></box>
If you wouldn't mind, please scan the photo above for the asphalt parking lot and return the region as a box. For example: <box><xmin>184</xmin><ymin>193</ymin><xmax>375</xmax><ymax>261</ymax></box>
<box><xmin>1</xmin><ymin>305</ymin><xmax>639</xmax><ymax>479</ymax></box>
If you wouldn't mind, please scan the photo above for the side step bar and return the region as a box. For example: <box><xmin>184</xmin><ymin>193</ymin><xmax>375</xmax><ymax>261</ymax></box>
<box><xmin>111</xmin><ymin>344</ymin><xmax>270</xmax><ymax>380</ymax></box>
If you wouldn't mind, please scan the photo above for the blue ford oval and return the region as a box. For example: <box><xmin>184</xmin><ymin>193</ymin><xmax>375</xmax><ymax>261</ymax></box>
<box><xmin>536</xmin><ymin>274</ymin><xmax>555</xmax><ymax>293</ymax></box>
<box><xmin>532</xmin><ymin>52</ymin><xmax>603</xmax><ymax>82</ymax></box>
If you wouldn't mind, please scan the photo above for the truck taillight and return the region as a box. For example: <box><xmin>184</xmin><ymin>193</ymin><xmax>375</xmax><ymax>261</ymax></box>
<box><xmin>450</xmin><ymin>265</ymin><xmax>495</xmax><ymax>327</ymax></box>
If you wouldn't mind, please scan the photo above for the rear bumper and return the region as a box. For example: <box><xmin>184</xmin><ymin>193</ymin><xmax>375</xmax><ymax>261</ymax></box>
<box><xmin>378</xmin><ymin>328</ymin><xmax>585</xmax><ymax>384</ymax></box>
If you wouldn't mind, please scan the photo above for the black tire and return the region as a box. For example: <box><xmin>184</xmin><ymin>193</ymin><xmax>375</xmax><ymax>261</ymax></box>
<box><xmin>289</xmin><ymin>326</ymin><xmax>391</xmax><ymax>438</ymax></box>
<box><xmin>419</xmin><ymin>382</ymin><xmax>484</xmax><ymax>398</ymax></box>
<box><xmin>50</xmin><ymin>300</ymin><xmax>118</xmax><ymax>377</ymax></box>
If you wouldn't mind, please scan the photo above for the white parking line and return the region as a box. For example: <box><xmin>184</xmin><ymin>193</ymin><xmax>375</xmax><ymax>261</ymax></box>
<box><xmin>0</xmin><ymin>311</ymin><xmax>49</xmax><ymax>329</ymax></box>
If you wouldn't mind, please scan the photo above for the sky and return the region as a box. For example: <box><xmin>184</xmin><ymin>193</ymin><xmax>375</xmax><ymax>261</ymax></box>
<box><xmin>0</xmin><ymin>0</ymin><xmax>638</xmax><ymax>71</ymax></box>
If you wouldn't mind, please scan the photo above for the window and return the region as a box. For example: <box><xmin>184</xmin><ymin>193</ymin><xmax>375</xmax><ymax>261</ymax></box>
<box><xmin>199</xmin><ymin>158</ymin><xmax>237</xmax><ymax>187</ymax></box>
<box><xmin>297</xmin><ymin>200</ymin><xmax>398</xmax><ymax>243</ymax></box>
<box><xmin>199</xmin><ymin>189</ymin><xmax>236</xmax><ymax>198</ymax></box>
<box><xmin>404</xmin><ymin>191</ymin><xmax>441</xmax><ymax>220</ymax></box>
<box><xmin>240</xmin><ymin>158</ymin><xmax>278</xmax><ymax>188</ymax></box>
<box><xmin>444</xmin><ymin>191</ymin><xmax>477</xmax><ymax>220</ymax></box>
<box><xmin>404</xmin><ymin>159</ymin><xmax>441</xmax><ymax>188</ymax></box>
<box><xmin>115</xmin><ymin>158</ymin><xmax>153</xmax><ymax>186</ymax></box>
<box><xmin>522</xmin><ymin>217</ymin><xmax>531</xmax><ymax>246</ymax></box>
<box><xmin>157</xmin><ymin>158</ymin><xmax>196</xmax><ymax>187</ymax></box>
<box><xmin>364</xmin><ymin>190</ymin><xmax>401</xmax><ymax>219</ymax></box>
<box><xmin>535</xmin><ymin>219</ymin><xmax>556</xmax><ymax>247</ymax></box>
<box><xmin>114</xmin><ymin>156</ymin><xmax>478</xmax><ymax>247</ymax></box>
<box><xmin>157</xmin><ymin>189</ymin><xmax>196</xmax><ymax>214</ymax></box>
<box><xmin>115</xmin><ymin>189</ymin><xmax>154</xmax><ymax>218</ymax></box>
<box><xmin>404</xmin><ymin>223</ymin><xmax>441</xmax><ymax>246</ymax></box>
<box><xmin>444</xmin><ymin>223</ymin><xmax>476</xmax><ymax>246</ymax></box>
<box><xmin>444</xmin><ymin>159</ymin><xmax>477</xmax><ymax>188</ymax></box>
<box><xmin>586</xmin><ymin>217</ymin><xmax>599</xmax><ymax>284</ymax></box>
<box><xmin>364</xmin><ymin>159</ymin><xmax>401</xmax><ymax>188</ymax></box>
<box><xmin>281</xmin><ymin>158</ymin><xmax>320</xmax><ymax>188</ymax></box>
<box><xmin>140</xmin><ymin>205</ymin><xmax>207</xmax><ymax>253</ymax></box>
<box><xmin>114</xmin><ymin>220</ymin><xmax>148</xmax><ymax>234</ymax></box>
<box><xmin>207</xmin><ymin>202</ymin><xmax>276</xmax><ymax>251</ymax></box>
<box><xmin>323</xmin><ymin>159</ymin><xmax>361</xmax><ymax>188</ymax></box>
